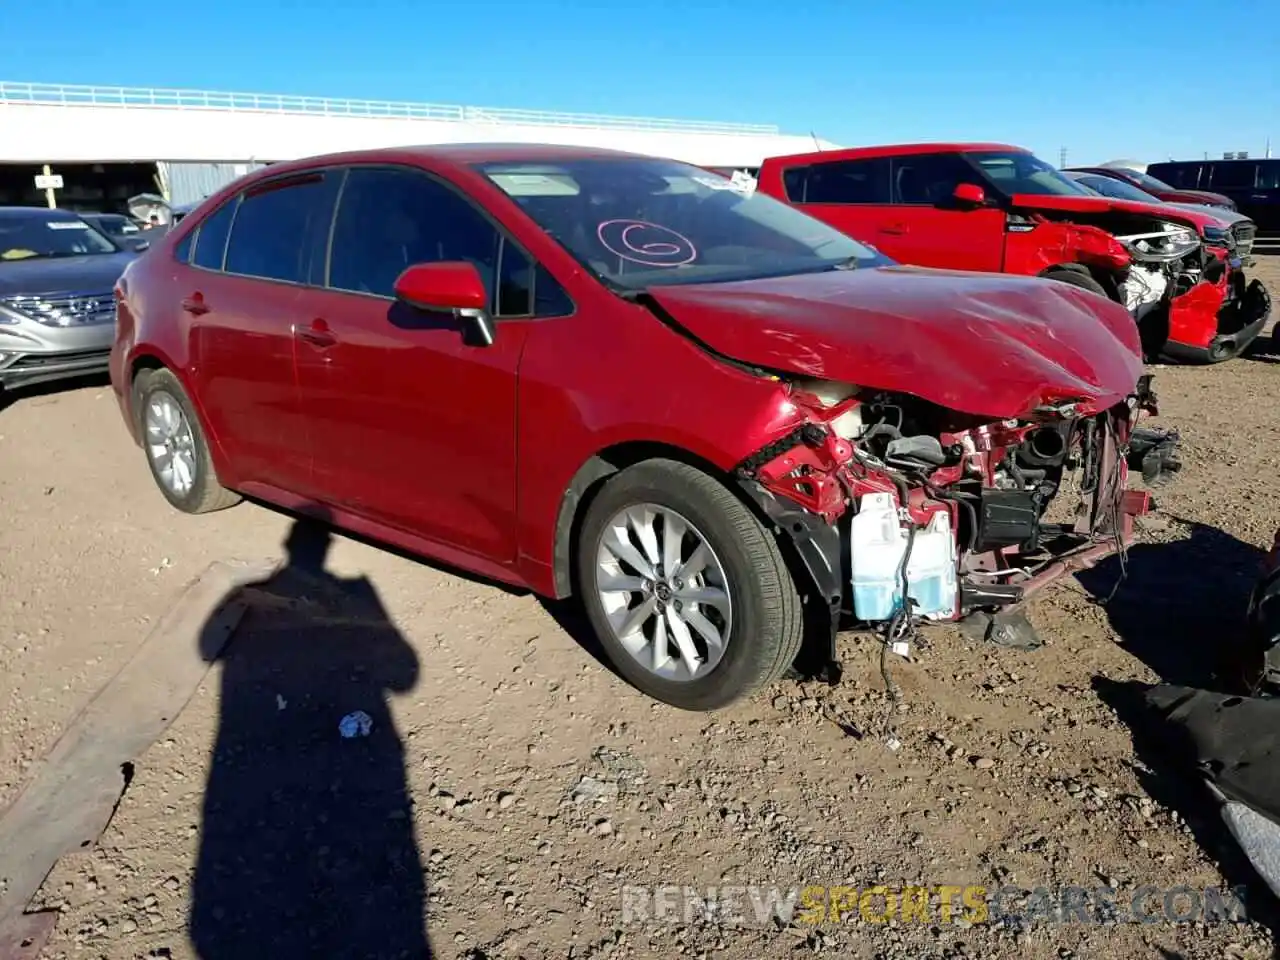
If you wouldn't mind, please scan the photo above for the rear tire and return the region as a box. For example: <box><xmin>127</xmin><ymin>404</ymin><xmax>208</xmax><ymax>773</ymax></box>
<box><xmin>133</xmin><ymin>368</ymin><xmax>241</xmax><ymax>514</ymax></box>
<box><xmin>575</xmin><ymin>458</ymin><xmax>803</xmax><ymax>711</ymax></box>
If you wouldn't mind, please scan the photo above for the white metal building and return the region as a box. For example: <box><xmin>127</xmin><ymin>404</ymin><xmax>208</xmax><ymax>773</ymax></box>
<box><xmin>0</xmin><ymin>81</ymin><xmax>838</xmax><ymax>210</ymax></box>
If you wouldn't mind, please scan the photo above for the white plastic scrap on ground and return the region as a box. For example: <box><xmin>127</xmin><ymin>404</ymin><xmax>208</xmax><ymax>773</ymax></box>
<box><xmin>338</xmin><ymin>710</ymin><xmax>373</xmax><ymax>738</ymax></box>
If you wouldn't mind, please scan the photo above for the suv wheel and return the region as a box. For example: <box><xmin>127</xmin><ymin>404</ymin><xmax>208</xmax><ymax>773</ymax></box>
<box><xmin>576</xmin><ymin>458</ymin><xmax>803</xmax><ymax>711</ymax></box>
<box><xmin>134</xmin><ymin>368</ymin><xmax>241</xmax><ymax>514</ymax></box>
<box><xmin>1045</xmin><ymin>267</ymin><xmax>1109</xmax><ymax>299</ymax></box>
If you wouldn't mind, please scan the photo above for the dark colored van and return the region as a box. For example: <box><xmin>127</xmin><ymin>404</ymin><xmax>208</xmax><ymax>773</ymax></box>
<box><xmin>1146</xmin><ymin>159</ymin><xmax>1280</xmax><ymax>234</ymax></box>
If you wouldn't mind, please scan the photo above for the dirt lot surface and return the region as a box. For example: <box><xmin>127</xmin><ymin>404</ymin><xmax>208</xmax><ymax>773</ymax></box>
<box><xmin>2</xmin><ymin>259</ymin><xmax>1279</xmax><ymax>960</ymax></box>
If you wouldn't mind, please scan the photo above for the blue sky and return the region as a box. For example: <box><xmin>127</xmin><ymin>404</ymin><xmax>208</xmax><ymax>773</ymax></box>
<box><xmin>5</xmin><ymin>0</ymin><xmax>1277</xmax><ymax>165</ymax></box>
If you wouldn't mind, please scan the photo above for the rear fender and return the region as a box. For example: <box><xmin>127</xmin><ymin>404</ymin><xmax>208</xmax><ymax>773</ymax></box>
<box><xmin>125</xmin><ymin>346</ymin><xmax>235</xmax><ymax>484</ymax></box>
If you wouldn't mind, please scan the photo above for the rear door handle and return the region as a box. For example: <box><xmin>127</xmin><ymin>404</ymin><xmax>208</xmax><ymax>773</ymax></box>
<box><xmin>295</xmin><ymin>318</ymin><xmax>336</xmax><ymax>348</ymax></box>
<box><xmin>180</xmin><ymin>295</ymin><xmax>210</xmax><ymax>316</ymax></box>
<box><xmin>880</xmin><ymin>223</ymin><xmax>909</xmax><ymax>236</ymax></box>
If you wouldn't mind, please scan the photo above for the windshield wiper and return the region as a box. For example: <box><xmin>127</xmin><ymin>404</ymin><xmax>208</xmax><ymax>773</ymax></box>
<box><xmin>828</xmin><ymin>256</ymin><xmax>861</xmax><ymax>271</ymax></box>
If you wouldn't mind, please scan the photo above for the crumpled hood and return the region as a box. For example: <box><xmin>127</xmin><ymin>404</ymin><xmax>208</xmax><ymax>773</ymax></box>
<box><xmin>0</xmin><ymin>251</ymin><xmax>137</xmax><ymax>298</ymax></box>
<box><xmin>1010</xmin><ymin>192</ymin><xmax>1216</xmax><ymax>232</ymax></box>
<box><xmin>646</xmin><ymin>265</ymin><xmax>1144</xmax><ymax>420</ymax></box>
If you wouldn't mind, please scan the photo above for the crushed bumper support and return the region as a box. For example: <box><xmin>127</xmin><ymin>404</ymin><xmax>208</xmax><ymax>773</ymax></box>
<box><xmin>1163</xmin><ymin>277</ymin><xmax>1271</xmax><ymax>364</ymax></box>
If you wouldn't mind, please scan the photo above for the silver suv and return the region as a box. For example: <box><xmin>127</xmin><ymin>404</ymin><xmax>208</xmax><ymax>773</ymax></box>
<box><xmin>0</xmin><ymin>207</ymin><xmax>139</xmax><ymax>392</ymax></box>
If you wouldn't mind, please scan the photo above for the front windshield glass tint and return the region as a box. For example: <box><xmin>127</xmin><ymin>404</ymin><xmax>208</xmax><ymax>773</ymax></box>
<box><xmin>966</xmin><ymin>151</ymin><xmax>1094</xmax><ymax>197</ymax></box>
<box><xmin>1077</xmin><ymin>175</ymin><xmax>1161</xmax><ymax>204</ymax></box>
<box><xmin>0</xmin><ymin>215</ymin><xmax>117</xmax><ymax>261</ymax></box>
<box><xmin>478</xmin><ymin>158</ymin><xmax>887</xmax><ymax>290</ymax></box>
<box><xmin>1130</xmin><ymin>170</ymin><xmax>1176</xmax><ymax>192</ymax></box>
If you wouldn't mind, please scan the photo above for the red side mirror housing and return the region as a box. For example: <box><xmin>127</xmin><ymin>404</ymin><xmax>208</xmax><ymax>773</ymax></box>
<box><xmin>393</xmin><ymin>261</ymin><xmax>487</xmax><ymax>311</ymax></box>
<box><xmin>953</xmin><ymin>183</ymin><xmax>987</xmax><ymax>206</ymax></box>
<box><xmin>392</xmin><ymin>261</ymin><xmax>495</xmax><ymax>347</ymax></box>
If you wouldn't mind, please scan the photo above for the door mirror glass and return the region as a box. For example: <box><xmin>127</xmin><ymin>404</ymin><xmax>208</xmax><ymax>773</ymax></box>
<box><xmin>953</xmin><ymin>183</ymin><xmax>987</xmax><ymax>207</ymax></box>
<box><xmin>393</xmin><ymin>261</ymin><xmax>495</xmax><ymax>346</ymax></box>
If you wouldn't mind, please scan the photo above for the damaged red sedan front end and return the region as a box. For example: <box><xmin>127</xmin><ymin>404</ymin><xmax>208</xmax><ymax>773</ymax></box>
<box><xmin>645</xmin><ymin>265</ymin><xmax>1176</xmax><ymax>653</ymax></box>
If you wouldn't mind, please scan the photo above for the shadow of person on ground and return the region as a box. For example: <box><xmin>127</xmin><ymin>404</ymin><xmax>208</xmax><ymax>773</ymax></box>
<box><xmin>1093</xmin><ymin>678</ymin><xmax>1280</xmax><ymax>951</ymax></box>
<box><xmin>1076</xmin><ymin>519</ymin><xmax>1266</xmax><ymax>690</ymax></box>
<box><xmin>189</xmin><ymin>511</ymin><xmax>433</xmax><ymax>958</ymax></box>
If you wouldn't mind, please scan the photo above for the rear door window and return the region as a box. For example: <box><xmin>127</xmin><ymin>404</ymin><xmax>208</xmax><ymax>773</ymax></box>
<box><xmin>793</xmin><ymin>158</ymin><xmax>892</xmax><ymax>204</ymax></box>
<box><xmin>1209</xmin><ymin>162</ymin><xmax>1259</xmax><ymax>190</ymax></box>
<box><xmin>224</xmin><ymin>173</ymin><xmax>335</xmax><ymax>284</ymax></box>
<box><xmin>1149</xmin><ymin>163</ymin><xmax>1201</xmax><ymax>189</ymax></box>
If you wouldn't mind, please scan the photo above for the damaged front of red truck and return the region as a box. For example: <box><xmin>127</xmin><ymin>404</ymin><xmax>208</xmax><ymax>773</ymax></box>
<box><xmin>1000</xmin><ymin>192</ymin><xmax>1272</xmax><ymax>364</ymax></box>
<box><xmin>639</xmin><ymin>264</ymin><xmax>1179</xmax><ymax>663</ymax></box>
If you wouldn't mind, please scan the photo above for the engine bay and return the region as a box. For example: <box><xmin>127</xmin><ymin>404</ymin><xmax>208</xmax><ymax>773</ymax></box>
<box><xmin>735</xmin><ymin>375</ymin><xmax>1177</xmax><ymax>632</ymax></box>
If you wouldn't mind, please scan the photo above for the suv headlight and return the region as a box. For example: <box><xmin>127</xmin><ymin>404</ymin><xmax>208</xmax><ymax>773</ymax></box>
<box><xmin>1202</xmin><ymin>225</ymin><xmax>1232</xmax><ymax>246</ymax></box>
<box><xmin>1116</xmin><ymin>222</ymin><xmax>1202</xmax><ymax>263</ymax></box>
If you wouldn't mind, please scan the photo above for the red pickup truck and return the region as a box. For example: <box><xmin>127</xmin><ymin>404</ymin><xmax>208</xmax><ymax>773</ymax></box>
<box><xmin>756</xmin><ymin>144</ymin><xmax>1270</xmax><ymax>363</ymax></box>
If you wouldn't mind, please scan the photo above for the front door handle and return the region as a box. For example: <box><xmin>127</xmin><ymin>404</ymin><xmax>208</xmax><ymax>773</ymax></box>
<box><xmin>880</xmin><ymin>223</ymin><xmax>909</xmax><ymax>236</ymax></box>
<box><xmin>180</xmin><ymin>294</ymin><xmax>210</xmax><ymax>316</ymax></box>
<box><xmin>295</xmin><ymin>318</ymin><xmax>336</xmax><ymax>348</ymax></box>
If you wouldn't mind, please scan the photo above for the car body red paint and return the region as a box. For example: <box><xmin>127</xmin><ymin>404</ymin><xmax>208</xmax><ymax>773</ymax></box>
<box><xmin>757</xmin><ymin>143</ymin><xmax>1271</xmax><ymax>364</ymax></box>
<box><xmin>110</xmin><ymin>144</ymin><xmax>1167</xmax><ymax>705</ymax></box>
<box><xmin>645</xmin><ymin>266</ymin><xmax>1143</xmax><ymax>419</ymax></box>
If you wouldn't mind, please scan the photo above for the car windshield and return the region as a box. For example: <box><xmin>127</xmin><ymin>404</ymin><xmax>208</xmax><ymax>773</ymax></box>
<box><xmin>477</xmin><ymin>157</ymin><xmax>887</xmax><ymax>290</ymax></box>
<box><xmin>0</xmin><ymin>214</ymin><xmax>118</xmax><ymax>261</ymax></box>
<box><xmin>1073</xmin><ymin>175</ymin><xmax>1161</xmax><ymax>204</ymax></box>
<box><xmin>1126</xmin><ymin>170</ymin><xmax>1177</xmax><ymax>193</ymax></box>
<box><xmin>965</xmin><ymin>151</ymin><xmax>1094</xmax><ymax>197</ymax></box>
<box><xmin>93</xmin><ymin>215</ymin><xmax>139</xmax><ymax>235</ymax></box>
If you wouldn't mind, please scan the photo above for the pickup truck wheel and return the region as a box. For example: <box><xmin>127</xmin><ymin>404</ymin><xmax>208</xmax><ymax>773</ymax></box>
<box><xmin>576</xmin><ymin>458</ymin><xmax>803</xmax><ymax>711</ymax></box>
<box><xmin>134</xmin><ymin>368</ymin><xmax>241</xmax><ymax>514</ymax></box>
<box><xmin>1045</xmin><ymin>267</ymin><xmax>1109</xmax><ymax>299</ymax></box>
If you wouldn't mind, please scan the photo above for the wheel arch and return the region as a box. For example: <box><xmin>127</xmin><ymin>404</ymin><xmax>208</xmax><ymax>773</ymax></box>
<box><xmin>549</xmin><ymin>440</ymin><xmax>733</xmax><ymax>600</ymax></box>
<box><xmin>548</xmin><ymin>439</ymin><xmax>840</xmax><ymax>681</ymax></box>
<box><xmin>1039</xmin><ymin>261</ymin><xmax>1124</xmax><ymax>303</ymax></box>
<box><xmin>126</xmin><ymin>351</ymin><xmax>233</xmax><ymax>482</ymax></box>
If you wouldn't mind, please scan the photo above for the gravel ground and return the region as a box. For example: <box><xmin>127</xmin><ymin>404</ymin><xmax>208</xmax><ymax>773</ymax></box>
<box><xmin>1</xmin><ymin>258</ymin><xmax>1278</xmax><ymax>960</ymax></box>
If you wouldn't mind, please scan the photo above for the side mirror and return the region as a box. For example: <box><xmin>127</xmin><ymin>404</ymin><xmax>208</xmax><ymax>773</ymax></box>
<box><xmin>952</xmin><ymin>183</ymin><xmax>987</xmax><ymax>207</ymax></box>
<box><xmin>393</xmin><ymin>261</ymin><xmax>495</xmax><ymax>347</ymax></box>
<box><xmin>130</xmin><ymin>239</ymin><xmax>151</xmax><ymax>253</ymax></box>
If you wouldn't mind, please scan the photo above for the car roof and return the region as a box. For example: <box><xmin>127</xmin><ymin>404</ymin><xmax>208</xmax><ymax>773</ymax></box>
<box><xmin>0</xmin><ymin>206</ymin><xmax>84</xmax><ymax>219</ymax></box>
<box><xmin>256</xmin><ymin>142</ymin><xmax>658</xmax><ymax>176</ymax></box>
<box><xmin>1064</xmin><ymin>166</ymin><xmax>1135</xmax><ymax>175</ymax></box>
<box><xmin>762</xmin><ymin>142</ymin><xmax>1028</xmax><ymax>166</ymax></box>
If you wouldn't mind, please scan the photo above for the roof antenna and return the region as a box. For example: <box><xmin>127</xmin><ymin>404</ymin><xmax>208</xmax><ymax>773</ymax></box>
<box><xmin>810</xmin><ymin>131</ymin><xmax>824</xmax><ymax>151</ymax></box>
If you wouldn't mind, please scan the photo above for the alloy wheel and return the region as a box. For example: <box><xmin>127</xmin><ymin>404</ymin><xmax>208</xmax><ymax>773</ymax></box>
<box><xmin>144</xmin><ymin>389</ymin><xmax>198</xmax><ymax>498</ymax></box>
<box><xmin>595</xmin><ymin>503</ymin><xmax>733</xmax><ymax>682</ymax></box>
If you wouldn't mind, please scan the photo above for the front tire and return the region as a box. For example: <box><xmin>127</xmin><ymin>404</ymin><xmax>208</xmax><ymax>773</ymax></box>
<box><xmin>134</xmin><ymin>368</ymin><xmax>241</xmax><ymax>514</ymax></box>
<box><xmin>575</xmin><ymin>458</ymin><xmax>803</xmax><ymax>711</ymax></box>
<box><xmin>1045</xmin><ymin>267</ymin><xmax>1109</xmax><ymax>299</ymax></box>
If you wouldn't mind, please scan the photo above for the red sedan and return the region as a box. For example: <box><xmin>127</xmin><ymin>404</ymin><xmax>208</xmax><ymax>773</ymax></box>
<box><xmin>110</xmin><ymin>145</ymin><xmax>1164</xmax><ymax>709</ymax></box>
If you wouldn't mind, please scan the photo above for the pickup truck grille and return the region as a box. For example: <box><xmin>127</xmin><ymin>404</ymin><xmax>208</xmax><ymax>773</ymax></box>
<box><xmin>2</xmin><ymin>292</ymin><xmax>116</xmax><ymax>327</ymax></box>
<box><xmin>1233</xmin><ymin>222</ymin><xmax>1256</xmax><ymax>259</ymax></box>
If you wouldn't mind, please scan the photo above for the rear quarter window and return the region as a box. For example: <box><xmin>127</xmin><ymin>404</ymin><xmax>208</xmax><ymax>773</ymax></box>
<box><xmin>1148</xmin><ymin>163</ymin><xmax>1201</xmax><ymax>190</ymax></box>
<box><xmin>190</xmin><ymin>200</ymin><xmax>238</xmax><ymax>271</ymax></box>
